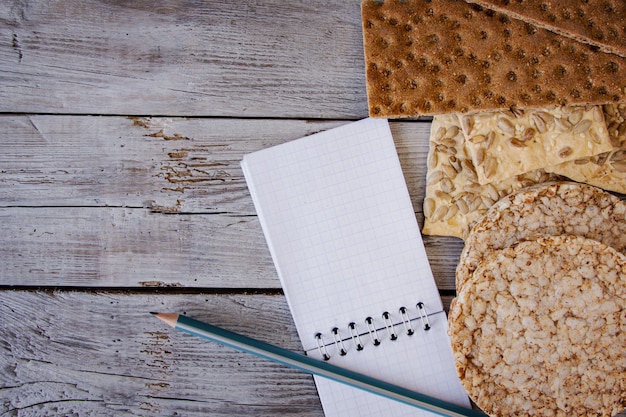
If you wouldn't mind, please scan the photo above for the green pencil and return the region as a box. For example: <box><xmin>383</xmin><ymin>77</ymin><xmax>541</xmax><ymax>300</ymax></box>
<box><xmin>152</xmin><ymin>312</ymin><xmax>485</xmax><ymax>417</ymax></box>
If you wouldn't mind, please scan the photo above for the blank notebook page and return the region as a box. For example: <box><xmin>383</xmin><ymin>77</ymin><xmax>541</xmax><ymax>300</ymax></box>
<box><xmin>241</xmin><ymin>118</ymin><xmax>470</xmax><ymax>417</ymax></box>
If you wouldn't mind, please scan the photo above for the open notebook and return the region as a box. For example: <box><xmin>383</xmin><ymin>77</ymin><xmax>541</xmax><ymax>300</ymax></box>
<box><xmin>241</xmin><ymin>118</ymin><xmax>470</xmax><ymax>416</ymax></box>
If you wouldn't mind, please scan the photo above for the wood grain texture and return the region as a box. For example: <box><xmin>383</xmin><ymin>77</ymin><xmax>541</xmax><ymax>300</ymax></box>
<box><xmin>0</xmin><ymin>117</ymin><xmax>433</xmax><ymax>215</ymax></box>
<box><xmin>0</xmin><ymin>291</ymin><xmax>323</xmax><ymax>416</ymax></box>
<box><xmin>0</xmin><ymin>116</ymin><xmax>464</xmax><ymax>289</ymax></box>
<box><xmin>0</xmin><ymin>0</ymin><xmax>367</xmax><ymax>118</ymax></box>
<box><xmin>0</xmin><ymin>291</ymin><xmax>459</xmax><ymax>417</ymax></box>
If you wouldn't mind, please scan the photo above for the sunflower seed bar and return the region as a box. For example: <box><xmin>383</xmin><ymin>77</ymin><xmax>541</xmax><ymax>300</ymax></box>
<box><xmin>547</xmin><ymin>103</ymin><xmax>626</xmax><ymax>194</ymax></box>
<box><xmin>422</xmin><ymin>114</ymin><xmax>557</xmax><ymax>239</ymax></box>
<box><xmin>460</xmin><ymin>105</ymin><xmax>612</xmax><ymax>184</ymax></box>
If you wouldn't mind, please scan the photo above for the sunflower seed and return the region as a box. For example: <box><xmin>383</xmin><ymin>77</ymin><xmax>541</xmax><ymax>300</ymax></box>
<box><xmin>521</xmin><ymin>127</ymin><xmax>536</xmax><ymax>141</ymax></box>
<box><xmin>531</xmin><ymin>113</ymin><xmax>547</xmax><ymax>133</ymax></box>
<box><xmin>423</xmin><ymin>198</ymin><xmax>436</xmax><ymax>218</ymax></box>
<box><xmin>496</xmin><ymin>117</ymin><xmax>515</xmax><ymax>135</ymax></box>
<box><xmin>435</xmin><ymin>190</ymin><xmax>453</xmax><ymax>202</ymax></box>
<box><xmin>440</xmin><ymin>178</ymin><xmax>455</xmax><ymax>193</ymax></box>
<box><xmin>443</xmin><ymin>204</ymin><xmax>459</xmax><ymax>221</ymax></box>
<box><xmin>462</xmin><ymin>159</ymin><xmax>478</xmax><ymax>182</ymax></box>
<box><xmin>446</xmin><ymin>125</ymin><xmax>460</xmax><ymax>138</ymax></box>
<box><xmin>508</xmin><ymin>137</ymin><xmax>526</xmax><ymax>148</ymax></box>
<box><xmin>592</xmin><ymin>106</ymin><xmax>604</xmax><ymax>122</ymax></box>
<box><xmin>572</xmin><ymin>119</ymin><xmax>592</xmax><ymax>134</ymax></box>
<box><xmin>434</xmin><ymin>127</ymin><xmax>447</xmax><ymax>141</ymax></box>
<box><xmin>554</xmin><ymin>117</ymin><xmax>572</xmax><ymax>132</ymax></box>
<box><xmin>482</xmin><ymin>156</ymin><xmax>497</xmax><ymax>179</ymax></box>
<box><xmin>469</xmin><ymin>134</ymin><xmax>487</xmax><ymax>144</ymax></box>
<box><xmin>441</xmin><ymin>138</ymin><xmax>457</xmax><ymax>147</ymax></box>
<box><xmin>461</xmin><ymin>116</ymin><xmax>474</xmax><ymax>135</ymax></box>
<box><xmin>558</xmin><ymin>146</ymin><xmax>573</xmax><ymax>158</ymax></box>
<box><xmin>449</xmin><ymin>156</ymin><xmax>462</xmax><ymax>172</ymax></box>
<box><xmin>427</xmin><ymin>151</ymin><xmax>438</xmax><ymax>169</ymax></box>
<box><xmin>612</xmin><ymin>160</ymin><xmax>626</xmax><ymax>172</ymax></box>
<box><xmin>474</xmin><ymin>147</ymin><xmax>486</xmax><ymax>166</ymax></box>
<box><xmin>610</xmin><ymin>150</ymin><xmax>626</xmax><ymax>162</ymax></box>
<box><xmin>427</xmin><ymin>170</ymin><xmax>444</xmax><ymax>184</ymax></box>
<box><xmin>430</xmin><ymin>205</ymin><xmax>449</xmax><ymax>222</ymax></box>
<box><xmin>455</xmin><ymin>198</ymin><xmax>469</xmax><ymax>214</ymax></box>
<box><xmin>442</xmin><ymin>164</ymin><xmax>458</xmax><ymax>179</ymax></box>
<box><xmin>567</xmin><ymin>110</ymin><xmax>584</xmax><ymax>125</ymax></box>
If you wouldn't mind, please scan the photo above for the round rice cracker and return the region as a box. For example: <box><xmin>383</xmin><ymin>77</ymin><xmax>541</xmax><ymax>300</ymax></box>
<box><xmin>456</xmin><ymin>181</ymin><xmax>626</xmax><ymax>291</ymax></box>
<box><xmin>449</xmin><ymin>235</ymin><xmax>626</xmax><ymax>417</ymax></box>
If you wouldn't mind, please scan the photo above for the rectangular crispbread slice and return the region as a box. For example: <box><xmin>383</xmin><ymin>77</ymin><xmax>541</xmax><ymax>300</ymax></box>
<box><xmin>464</xmin><ymin>0</ymin><xmax>626</xmax><ymax>58</ymax></box>
<box><xmin>459</xmin><ymin>105</ymin><xmax>612</xmax><ymax>184</ymax></box>
<box><xmin>361</xmin><ymin>0</ymin><xmax>626</xmax><ymax>118</ymax></box>
<box><xmin>547</xmin><ymin>104</ymin><xmax>626</xmax><ymax>194</ymax></box>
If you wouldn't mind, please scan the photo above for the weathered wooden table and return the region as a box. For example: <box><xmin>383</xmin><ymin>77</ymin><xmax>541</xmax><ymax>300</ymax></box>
<box><xmin>1</xmin><ymin>2</ymin><xmax>623</xmax><ymax>416</ymax></box>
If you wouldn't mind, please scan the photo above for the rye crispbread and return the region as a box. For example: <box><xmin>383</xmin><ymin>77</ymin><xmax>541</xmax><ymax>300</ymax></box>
<box><xmin>465</xmin><ymin>0</ymin><xmax>626</xmax><ymax>58</ymax></box>
<box><xmin>456</xmin><ymin>181</ymin><xmax>626</xmax><ymax>290</ymax></box>
<box><xmin>422</xmin><ymin>113</ymin><xmax>557</xmax><ymax>239</ymax></box>
<box><xmin>449</xmin><ymin>235</ymin><xmax>626</xmax><ymax>417</ymax></box>
<box><xmin>361</xmin><ymin>0</ymin><xmax>626</xmax><ymax>118</ymax></box>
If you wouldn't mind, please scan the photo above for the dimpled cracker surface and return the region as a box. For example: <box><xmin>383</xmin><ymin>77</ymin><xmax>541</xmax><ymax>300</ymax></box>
<box><xmin>456</xmin><ymin>181</ymin><xmax>626</xmax><ymax>290</ymax></box>
<box><xmin>548</xmin><ymin>103</ymin><xmax>626</xmax><ymax>194</ymax></box>
<box><xmin>422</xmin><ymin>113</ymin><xmax>557</xmax><ymax>239</ymax></box>
<box><xmin>465</xmin><ymin>0</ymin><xmax>626</xmax><ymax>58</ymax></box>
<box><xmin>361</xmin><ymin>0</ymin><xmax>626</xmax><ymax>118</ymax></box>
<box><xmin>460</xmin><ymin>105</ymin><xmax>612</xmax><ymax>184</ymax></box>
<box><xmin>449</xmin><ymin>235</ymin><xmax>626</xmax><ymax>417</ymax></box>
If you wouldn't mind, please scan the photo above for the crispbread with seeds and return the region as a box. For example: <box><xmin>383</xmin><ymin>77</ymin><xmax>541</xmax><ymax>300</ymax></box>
<box><xmin>547</xmin><ymin>103</ymin><xmax>626</xmax><ymax>194</ymax></box>
<box><xmin>361</xmin><ymin>0</ymin><xmax>626</xmax><ymax>117</ymax></box>
<box><xmin>422</xmin><ymin>113</ymin><xmax>557</xmax><ymax>239</ymax></box>
<box><xmin>449</xmin><ymin>235</ymin><xmax>626</xmax><ymax>417</ymax></box>
<box><xmin>456</xmin><ymin>181</ymin><xmax>626</xmax><ymax>290</ymax></box>
<box><xmin>459</xmin><ymin>105</ymin><xmax>611</xmax><ymax>184</ymax></box>
<box><xmin>465</xmin><ymin>0</ymin><xmax>626</xmax><ymax>58</ymax></box>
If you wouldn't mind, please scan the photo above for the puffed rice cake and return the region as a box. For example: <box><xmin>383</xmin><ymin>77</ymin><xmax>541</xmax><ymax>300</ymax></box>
<box><xmin>449</xmin><ymin>235</ymin><xmax>626</xmax><ymax>417</ymax></box>
<box><xmin>456</xmin><ymin>181</ymin><xmax>626</xmax><ymax>290</ymax></box>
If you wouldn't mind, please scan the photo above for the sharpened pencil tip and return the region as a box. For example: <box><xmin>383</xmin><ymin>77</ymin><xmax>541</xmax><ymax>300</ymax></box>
<box><xmin>150</xmin><ymin>312</ymin><xmax>159</xmax><ymax>315</ymax></box>
<box><xmin>151</xmin><ymin>312</ymin><xmax>179</xmax><ymax>327</ymax></box>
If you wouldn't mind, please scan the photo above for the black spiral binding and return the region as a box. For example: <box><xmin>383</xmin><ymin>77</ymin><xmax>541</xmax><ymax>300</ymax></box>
<box><xmin>314</xmin><ymin>302</ymin><xmax>431</xmax><ymax>361</ymax></box>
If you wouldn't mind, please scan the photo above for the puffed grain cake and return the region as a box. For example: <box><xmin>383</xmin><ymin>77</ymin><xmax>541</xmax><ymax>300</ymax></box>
<box><xmin>547</xmin><ymin>103</ymin><xmax>626</xmax><ymax>194</ymax></box>
<box><xmin>456</xmin><ymin>181</ymin><xmax>626</xmax><ymax>290</ymax></box>
<box><xmin>422</xmin><ymin>113</ymin><xmax>557</xmax><ymax>239</ymax></box>
<box><xmin>464</xmin><ymin>0</ymin><xmax>626</xmax><ymax>58</ymax></box>
<box><xmin>449</xmin><ymin>235</ymin><xmax>626</xmax><ymax>417</ymax></box>
<box><xmin>459</xmin><ymin>105</ymin><xmax>612</xmax><ymax>184</ymax></box>
<box><xmin>361</xmin><ymin>0</ymin><xmax>626</xmax><ymax>118</ymax></box>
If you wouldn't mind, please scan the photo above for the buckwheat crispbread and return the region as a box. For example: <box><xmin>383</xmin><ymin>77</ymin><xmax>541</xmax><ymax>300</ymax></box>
<box><xmin>422</xmin><ymin>113</ymin><xmax>557</xmax><ymax>239</ymax></box>
<box><xmin>449</xmin><ymin>235</ymin><xmax>626</xmax><ymax>417</ymax></box>
<box><xmin>456</xmin><ymin>181</ymin><xmax>626</xmax><ymax>290</ymax></box>
<box><xmin>459</xmin><ymin>105</ymin><xmax>612</xmax><ymax>184</ymax></box>
<box><xmin>361</xmin><ymin>0</ymin><xmax>626</xmax><ymax>118</ymax></box>
<box><xmin>547</xmin><ymin>103</ymin><xmax>626</xmax><ymax>194</ymax></box>
<box><xmin>465</xmin><ymin>0</ymin><xmax>626</xmax><ymax>58</ymax></box>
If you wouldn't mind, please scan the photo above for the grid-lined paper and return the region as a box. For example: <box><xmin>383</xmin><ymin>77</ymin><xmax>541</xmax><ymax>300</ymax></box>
<box><xmin>241</xmin><ymin>118</ymin><xmax>470</xmax><ymax>417</ymax></box>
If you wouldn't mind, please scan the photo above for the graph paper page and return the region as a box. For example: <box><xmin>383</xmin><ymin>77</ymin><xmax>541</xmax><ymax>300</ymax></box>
<box><xmin>241</xmin><ymin>118</ymin><xmax>469</xmax><ymax>417</ymax></box>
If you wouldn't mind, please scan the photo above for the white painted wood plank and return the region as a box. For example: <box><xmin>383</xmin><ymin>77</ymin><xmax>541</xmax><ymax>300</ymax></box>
<box><xmin>0</xmin><ymin>116</ymin><xmax>348</xmax><ymax>213</ymax></box>
<box><xmin>0</xmin><ymin>116</ymin><xmax>464</xmax><ymax>288</ymax></box>
<box><xmin>0</xmin><ymin>207</ymin><xmax>463</xmax><ymax>289</ymax></box>
<box><xmin>0</xmin><ymin>291</ymin><xmax>467</xmax><ymax>417</ymax></box>
<box><xmin>0</xmin><ymin>0</ymin><xmax>367</xmax><ymax>118</ymax></box>
<box><xmin>0</xmin><ymin>291</ymin><xmax>325</xmax><ymax>416</ymax></box>
<box><xmin>0</xmin><ymin>117</ymin><xmax>433</xmax><ymax>215</ymax></box>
